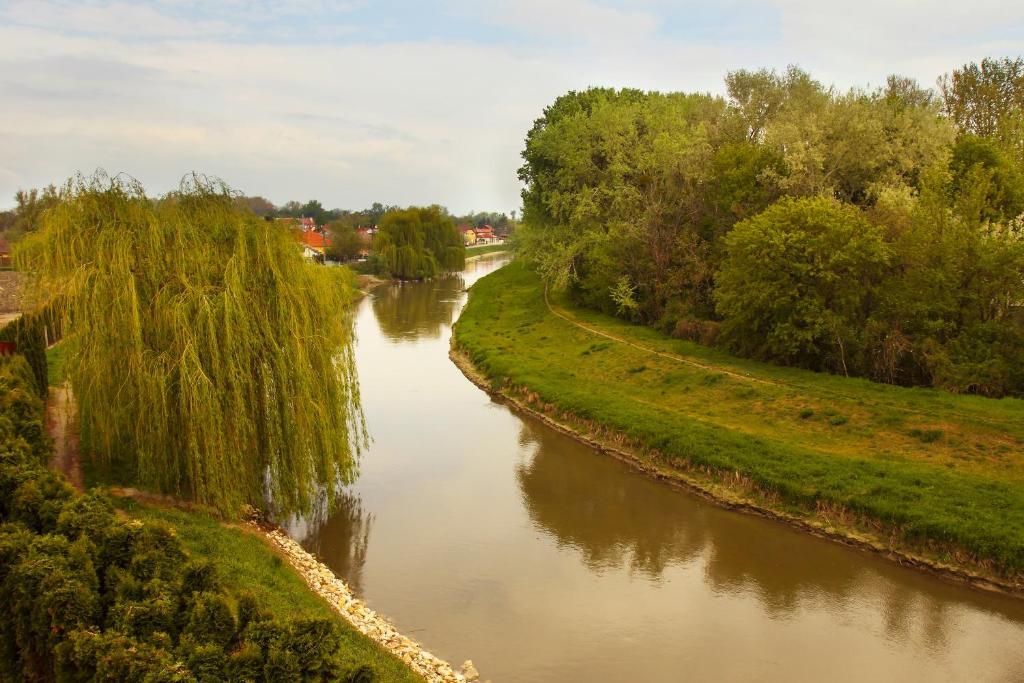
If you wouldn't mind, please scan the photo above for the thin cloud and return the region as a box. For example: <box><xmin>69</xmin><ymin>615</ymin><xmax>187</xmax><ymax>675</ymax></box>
<box><xmin>0</xmin><ymin>0</ymin><xmax>1020</xmax><ymax>213</ymax></box>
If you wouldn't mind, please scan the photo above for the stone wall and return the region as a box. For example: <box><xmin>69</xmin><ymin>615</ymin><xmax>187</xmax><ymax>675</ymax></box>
<box><xmin>0</xmin><ymin>271</ymin><xmax>22</xmax><ymax>314</ymax></box>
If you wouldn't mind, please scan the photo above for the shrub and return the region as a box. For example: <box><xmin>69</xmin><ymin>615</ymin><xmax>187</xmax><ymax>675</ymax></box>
<box><xmin>0</xmin><ymin>309</ymin><xmax>54</xmax><ymax>398</ymax></box>
<box><xmin>716</xmin><ymin>196</ymin><xmax>890</xmax><ymax>373</ymax></box>
<box><xmin>0</xmin><ymin>355</ymin><xmax>375</xmax><ymax>682</ymax></box>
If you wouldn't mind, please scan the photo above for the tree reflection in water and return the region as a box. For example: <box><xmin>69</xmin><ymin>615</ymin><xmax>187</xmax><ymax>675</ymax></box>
<box><xmin>286</xmin><ymin>491</ymin><xmax>373</xmax><ymax>596</ymax></box>
<box><xmin>372</xmin><ymin>274</ymin><xmax>466</xmax><ymax>342</ymax></box>
<box><xmin>513</xmin><ymin>415</ymin><xmax>1024</xmax><ymax>647</ymax></box>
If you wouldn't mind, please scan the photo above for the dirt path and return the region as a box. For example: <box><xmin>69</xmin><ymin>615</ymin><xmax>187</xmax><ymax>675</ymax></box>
<box><xmin>543</xmin><ymin>285</ymin><xmax>775</xmax><ymax>386</ymax></box>
<box><xmin>46</xmin><ymin>386</ymin><xmax>84</xmax><ymax>491</ymax></box>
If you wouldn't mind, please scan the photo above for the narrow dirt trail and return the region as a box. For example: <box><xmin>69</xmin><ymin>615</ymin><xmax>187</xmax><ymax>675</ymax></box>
<box><xmin>46</xmin><ymin>386</ymin><xmax>84</xmax><ymax>491</ymax></box>
<box><xmin>544</xmin><ymin>285</ymin><xmax>776</xmax><ymax>385</ymax></box>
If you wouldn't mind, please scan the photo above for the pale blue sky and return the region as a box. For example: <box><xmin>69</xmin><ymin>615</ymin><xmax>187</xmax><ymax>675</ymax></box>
<box><xmin>1</xmin><ymin>0</ymin><xmax>1021</xmax><ymax>213</ymax></box>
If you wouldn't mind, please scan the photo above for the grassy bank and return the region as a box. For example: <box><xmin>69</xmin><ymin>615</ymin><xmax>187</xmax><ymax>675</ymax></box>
<box><xmin>465</xmin><ymin>243</ymin><xmax>508</xmax><ymax>257</ymax></box>
<box><xmin>46</xmin><ymin>342</ymin><xmax>65</xmax><ymax>385</ymax></box>
<box><xmin>114</xmin><ymin>499</ymin><xmax>423</xmax><ymax>681</ymax></box>
<box><xmin>63</xmin><ymin>383</ymin><xmax>422</xmax><ymax>681</ymax></box>
<box><xmin>74</xmin><ymin>478</ymin><xmax>423</xmax><ymax>681</ymax></box>
<box><xmin>453</xmin><ymin>261</ymin><xmax>1024</xmax><ymax>587</ymax></box>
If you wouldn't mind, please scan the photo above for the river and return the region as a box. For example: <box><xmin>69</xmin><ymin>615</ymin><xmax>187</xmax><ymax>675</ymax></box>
<box><xmin>290</xmin><ymin>253</ymin><xmax>1024</xmax><ymax>682</ymax></box>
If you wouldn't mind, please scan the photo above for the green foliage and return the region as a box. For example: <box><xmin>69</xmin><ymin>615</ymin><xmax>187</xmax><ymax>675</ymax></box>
<box><xmin>940</xmin><ymin>56</ymin><xmax>1024</xmax><ymax>161</ymax></box>
<box><xmin>15</xmin><ymin>173</ymin><xmax>364</xmax><ymax>516</ymax></box>
<box><xmin>949</xmin><ymin>134</ymin><xmax>1024</xmax><ymax>221</ymax></box>
<box><xmin>518</xmin><ymin>62</ymin><xmax>1024</xmax><ymax>396</ymax></box>
<box><xmin>0</xmin><ymin>354</ymin><xmax>49</xmax><ymax>460</ymax></box>
<box><xmin>325</xmin><ymin>222</ymin><xmax>367</xmax><ymax>262</ymax></box>
<box><xmin>0</xmin><ymin>358</ymin><xmax>382</xmax><ymax>682</ymax></box>
<box><xmin>374</xmin><ymin>206</ymin><xmax>464</xmax><ymax>279</ymax></box>
<box><xmin>0</xmin><ymin>307</ymin><xmax>58</xmax><ymax>397</ymax></box>
<box><xmin>0</xmin><ymin>185</ymin><xmax>61</xmax><ymax>243</ymax></box>
<box><xmin>866</xmin><ymin>169</ymin><xmax>1024</xmax><ymax>395</ymax></box>
<box><xmin>715</xmin><ymin>196</ymin><xmax>890</xmax><ymax>373</ymax></box>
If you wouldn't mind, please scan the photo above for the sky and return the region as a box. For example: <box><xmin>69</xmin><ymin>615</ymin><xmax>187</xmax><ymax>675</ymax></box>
<box><xmin>1</xmin><ymin>0</ymin><xmax>1022</xmax><ymax>215</ymax></box>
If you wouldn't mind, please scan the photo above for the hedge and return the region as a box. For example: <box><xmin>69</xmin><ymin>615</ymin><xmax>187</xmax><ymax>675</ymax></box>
<box><xmin>0</xmin><ymin>307</ymin><xmax>59</xmax><ymax>398</ymax></box>
<box><xmin>0</xmin><ymin>354</ymin><xmax>375</xmax><ymax>682</ymax></box>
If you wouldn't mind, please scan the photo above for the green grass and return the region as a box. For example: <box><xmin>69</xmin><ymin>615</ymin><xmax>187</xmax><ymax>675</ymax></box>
<box><xmin>113</xmin><ymin>498</ymin><xmax>423</xmax><ymax>682</ymax></box>
<box><xmin>464</xmin><ymin>243</ymin><xmax>509</xmax><ymax>256</ymax></box>
<box><xmin>46</xmin><ymin>343</ymin><xmax>65</xmax><ymax>385</ymax></box>
<box><xmin>454</xmin><ymin>261</ymin><xmax>1024</xmax><ymax>578</ymax></box>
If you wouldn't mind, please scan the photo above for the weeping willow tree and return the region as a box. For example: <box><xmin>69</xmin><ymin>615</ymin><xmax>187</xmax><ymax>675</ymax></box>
<box><xmin>374</xmin><ymin>206</ymin><xmax>465</xmax><ymax>279</ymax></box>
<box><xmin>15</xmin><ymin>173</ymin><xmax>364</xmax><ymax>516</ymax></box>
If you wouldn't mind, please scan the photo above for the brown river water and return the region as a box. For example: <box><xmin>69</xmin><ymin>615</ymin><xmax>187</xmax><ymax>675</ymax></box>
<box><xmin>289</xmin><ymin>253</ymin><xmax>1024</xmax><ymax>682</ymax></box>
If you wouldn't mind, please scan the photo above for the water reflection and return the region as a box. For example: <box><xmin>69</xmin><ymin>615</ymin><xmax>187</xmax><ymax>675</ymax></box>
<box><xmin>514</xmin><ymin>414</ymin><xmax>1024</xmax><ymax>643</ymax></box>
<box><xmin>297</xmin><ymin>253</ymin><xmax>1024</xmax><ymax>681</ymax></box>
<box><xmin>287</xmin><ymin>491</ymin><xmax>373</xmax><ymax>596</ymax></box>
<box><xmin>515</xmin><ymin>421</ymin><xmax>708</xmax><ymax>578</ymax></box>
<box><xmin>371</xmin><ymin>274</ymin><xmax>465</xmax><ymax>341</ymax></box>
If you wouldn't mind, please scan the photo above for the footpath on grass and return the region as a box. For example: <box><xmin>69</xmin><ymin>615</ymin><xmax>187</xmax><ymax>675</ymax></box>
<box><xmin>451</xmin><ymin>260</ymin><xmax>1024</xmax><ymax>596</ymax></box>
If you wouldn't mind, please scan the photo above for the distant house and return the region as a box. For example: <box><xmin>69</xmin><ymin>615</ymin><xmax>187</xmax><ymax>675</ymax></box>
<box><xmin>299</xmin><ymin>230</ymin><xmax>329</xmax><ymax>262</ymax></box>
<box><xmin>0</xmin><ymin>239</ymin><xmax>10</xmax><ymax>268</ymax></box>
<box><xmin>457</xmin><ymin>225</ymin><xmax>476</xmax><ymax>246</ymax></box>
<box><xmin>299</xmin><ymin>217</ymin><xmax>317</xmax><ymax>232</ymax></box>
<box><xmin>474</xmin><ymin>225</ymin><xmax>495</xmax><ymax>243</ymax></box>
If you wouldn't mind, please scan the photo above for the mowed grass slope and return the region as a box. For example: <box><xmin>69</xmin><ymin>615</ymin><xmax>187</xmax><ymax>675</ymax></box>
<box><xmin>453</xmin><ymin>261</ymin><xmax>1024</xmax><ymax>578</ymax></box>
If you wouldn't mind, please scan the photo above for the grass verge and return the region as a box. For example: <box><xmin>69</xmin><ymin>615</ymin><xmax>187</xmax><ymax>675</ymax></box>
<box><xmin>77</xmin><ymin>427</ymin><xmax>421</xmax><ymax>680</ymax></box>
<box><xmin>452</xmin><ymin>261</ymin><xmax>1024</xmax><ymax>590</ymax></box>
<box><xmin>111</xmin><ymin>497</ymin><xmax>423</xmax><ymax>682</ymax></box>
<box><xmin>464</xmin><ymin>243</ymin><xmax>509</xmax><ymax>257</ymax></box>
<box><xmin>46</xmin><ymin>342</ymin><xmax>65</xmax><ymax>385</ymax></box>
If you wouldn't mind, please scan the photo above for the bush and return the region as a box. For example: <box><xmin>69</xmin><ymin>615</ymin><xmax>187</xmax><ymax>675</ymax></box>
<box><xmin>0</xmin><ymin>356</ymin><xmax>375</xmax><ymax>682</ymax></box>
<box><xmin>0</xmin><ymin>307</ymin><xmax>59</xmax><ymax>398</ymax></box>
<box><xmin>716</xmin><ymin>196</ymin><xmax>890</xmax><ymax>373</ymax></box>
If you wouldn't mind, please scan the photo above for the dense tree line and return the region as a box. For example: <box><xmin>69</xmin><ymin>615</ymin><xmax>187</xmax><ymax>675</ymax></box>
<box><xmin>518</xmin><ymin>58</ymin><xmax>1024</xmax><ymax>396</ymax></box>
<box><xmin>373</xmin><ymin>206</ymin><xmax>465</xmax><ymax>279</ymax></box>
<box><xmin>453</xmin><ymin>210</ymin><xmax>517</xmax><ymax>232</ymax></box>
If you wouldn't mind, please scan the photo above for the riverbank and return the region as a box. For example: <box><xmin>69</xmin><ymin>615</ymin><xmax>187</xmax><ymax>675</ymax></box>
<box><xmin>451</xmin><ymin>261</ymin><xmax>1024</xmax><ymax>595</ymax></box>
<box><xmin>45</xmin><ymin>382</ymin><xmax>465</xmax><ymax>681</ymax></box>
<box><xmin>464</xmin><ymin>244</ymin><xmax>508</xmax><ymax>258</ymax></box>
<box><xmin>112</xmin><ymin>494</ymin><xmax>479</xmax><ymax>682</ymax></box>
<box><xmin>113</xmin><ymin>497</ymin><xmax>430</xmax><ymax>681</ymax></box>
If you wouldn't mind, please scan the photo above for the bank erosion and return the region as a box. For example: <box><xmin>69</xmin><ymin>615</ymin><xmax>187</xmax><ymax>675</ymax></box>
<box><xmin>452</xmin><ymin>261</ymin><xmax>1024</xmax><ymax>593</ymax></box>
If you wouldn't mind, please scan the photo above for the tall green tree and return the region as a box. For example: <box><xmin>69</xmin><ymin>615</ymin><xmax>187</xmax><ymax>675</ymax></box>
<box><xmin>15</xmin><ymin>174</ymin><xmax>365</xmax><ymax>516</ymax></box>
<box><xmin>324</xmin><ymin>222</ymin><xmax>365</xmax><ymax>262</ymax></box>
<box><xmin>374</xmin><ymin>206</ymin><xmax>463</xmax><ymax>279</ymax></box>
<box><xmin>2</xmin><ymin>185</ymin><xmax>61</xmax><ymax>241</ymax></box>
<box><xmin>715</xmin><ymin>196</ymin><xmax>890</xmax><ymax>373</ymax></box>
<box><xmin>940</xmin><ymin>57</ymin><xmax>1024</xmax><ymax>161</ymax></box>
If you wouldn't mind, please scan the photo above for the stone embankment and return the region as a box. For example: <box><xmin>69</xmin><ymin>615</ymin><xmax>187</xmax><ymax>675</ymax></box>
<box><xmin>253</xmin><ymin>522</ymin><xmax>482</xmax><ymax>683</ymax></box>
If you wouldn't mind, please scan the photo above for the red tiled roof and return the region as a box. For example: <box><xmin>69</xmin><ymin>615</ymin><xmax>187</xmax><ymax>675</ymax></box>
<box><xmin>301</xmin><ymin>231</ymin><xmax>328</xmax><ymax>249</ymax></box>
